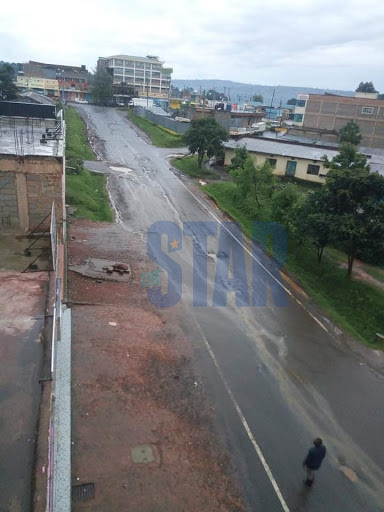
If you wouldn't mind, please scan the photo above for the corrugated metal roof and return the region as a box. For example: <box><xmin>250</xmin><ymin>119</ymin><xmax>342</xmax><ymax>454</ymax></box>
<box><xmin>19</xmin><ymin>91</ymin><xmax>55</xmax><ymax>105</ymax></box>
<box><xmin>225</xmin><ymin>137</ymin><xmax>339</xmax><ymax>161</ymax></box>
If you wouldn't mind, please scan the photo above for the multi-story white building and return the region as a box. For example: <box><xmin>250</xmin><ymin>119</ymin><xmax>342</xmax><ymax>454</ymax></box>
<box><xmin>98</xmin><ymin>55</ymin><xmax>172</xmax><ymax>100</ymax></box>
<box><xmin>292</xmin><ymin>93</ymin><xmax>309</xmax><ymax>126</ymax></box>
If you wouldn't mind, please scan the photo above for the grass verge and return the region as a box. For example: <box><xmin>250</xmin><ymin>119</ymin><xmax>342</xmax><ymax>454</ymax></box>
<box><xmin>203</xmin><ymin>181</ymin><xmax>384</xmax><ymax>349</ymax></box>
<box><xmin>126</xmin><ymin>111</ymin><xmax>185</xmax><ymax>148</ymax></box>
<box><xmin>171</xmin><ymin>155</ymin><xmax>219</xmax><ymax>180</ymax></box>
<box><xmin>65</xmin><ymin>106</ymin><xmax>96</xmax><ymax>160</ymax></box>
<box><xmin>66</xmin><ymin>170</ymin><xmax>114</xmax><ymax>222</ymax></box>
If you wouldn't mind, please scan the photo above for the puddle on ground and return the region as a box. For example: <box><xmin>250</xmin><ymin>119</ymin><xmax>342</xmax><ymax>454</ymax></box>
<box><xmin>339</xmin><ymin>465</ymin><xmax>359</xmax><ymax>482</ymax></box>
<box><xmin>109</xmin><ymin>166</ymin><xmax>134</xmax><ymax>174</ymax></box>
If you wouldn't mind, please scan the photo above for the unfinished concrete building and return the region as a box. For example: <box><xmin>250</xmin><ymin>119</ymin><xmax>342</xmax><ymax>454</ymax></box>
<box><xmin>0</xmin><ymin>101</ymin><xmax>65</xmax><ymax>234</ymax></box>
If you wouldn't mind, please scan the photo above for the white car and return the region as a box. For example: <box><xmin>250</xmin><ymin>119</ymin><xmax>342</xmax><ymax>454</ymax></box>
<box><xmin>75</xmin><ymin>98</ymin><xmax>88</xmax><ymax>104</ymax></box>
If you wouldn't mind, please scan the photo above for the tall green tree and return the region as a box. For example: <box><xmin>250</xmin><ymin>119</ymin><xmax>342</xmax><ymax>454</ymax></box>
<box><xmin>323</xmin><ymin>142</ymin><xmax>368</xmax><ymax>173</ymax></box>
<box><xmin>230</xmin><ymin>157</ymin><xmax>274</xmax><ymax>207</ymax></box>
<box><xmin>227</xmin><ymin>145</ymin><xmax>248</xmax><ymax>172</ymax></box>
<box><xmin>183</xmin><ymin>118</ymin><xmax>228</xmax><ymax>168</ymax></box>
<box><xmin>324</xmin><ymin>163</ymin><xmax>384</xmax><ymax>275</ymax></box>
<box><xmin>294</xmin><ymin>144</ymin><xmax>384</xmax><ymax>273</ymax></box>
<box><xmin>252</xmin><ymin>94</ymin><xmax>263</xmax><ymax>103</ymax></box>
<box><xmin>91</xmin><ymin>68</ymin><xmax>114</xmax><ymax>105</ymax></box>
<box><xmin>287</xmin><ymin>98</ymin><xmax>297</xmax><ymax>105</ymax></box>
<box><xmin>356</xmin><ymin>81</ymin><xmax>377</xmax><ymax>93</ymax></box>
<box><xmin>339</xmin><ymin>121</ymin><xmax>362</xmax><ymax>146</ymax></box>
<box><xmin>271</xmin><ymin>183</ymin><xmax>300</xmax><ymax>229</ymax></box>
<box><xmin>0</xmin><ymin>64</ymin><xmax>18</xmax><ymax>100</ymax></box>
<box><xmin>293</xmin><ymin>188</ymin><xmax>332</xmax><ymax>263</ymax></box>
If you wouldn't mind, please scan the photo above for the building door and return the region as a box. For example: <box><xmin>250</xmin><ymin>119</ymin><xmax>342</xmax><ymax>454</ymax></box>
<box><xmin>285</xmin><ymin>160</ymin><xmax>297</xmax><ymax>176</ymax></box>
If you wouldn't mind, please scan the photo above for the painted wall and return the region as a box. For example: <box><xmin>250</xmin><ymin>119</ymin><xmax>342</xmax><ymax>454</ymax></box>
<box><xmin>224</xmin><ymin>148</ymin><xmax>328</xmax><ymax>184</ymax></box>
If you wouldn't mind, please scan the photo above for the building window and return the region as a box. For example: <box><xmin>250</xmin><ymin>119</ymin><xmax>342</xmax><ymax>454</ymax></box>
<box><xmin>362</xmin><ymin>106</ymin><xmax>374</xmax><ymax>115</ymax></box>
<box><xmin>294</xmin><ymin>114</ymin><xmax>303</xmax><ymax>123</ymax></box>
<box><xmin>307</xmin><ymin>164</ymin><xmax>320</xmax><ymax>175</ymax></box>
<box><xmin>135</xmin><ymin>70</ymin><xmax>144</xmax><ymax>77</ymax></box>
<box><xmin>135</xmin><ymin>62</ymin><xmax>144</xmax><ymax>69</ymax></box>
<box><xmin>285</xmin><ymin>160</ymin><xmax>297</xmax><ymax>176</ymax></box>
<box><xmin>125</xmin><ymin>69</ymin><xmax>134</xmax><ymax>76</ymax></box>
<box><xmin>113</xmin><ymin>67</ymin><xmax>124</xmax><ymax>74</ymax></box>
<box><xmin>267</xmin><ymin>158</ymin><xmax>277</xmax><ymax>168</ymax></box>
<box><xmin>297</xmin><ymin>99</ymin><xmax>306</xmax><ymax>107</ymax></box>
<box><xmin>124</xmin><ymin>61</ymin><xmax>134</xmax><ymax>67</ymax></box>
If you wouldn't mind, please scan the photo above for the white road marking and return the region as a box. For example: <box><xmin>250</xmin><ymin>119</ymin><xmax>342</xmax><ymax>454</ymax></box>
<box><xmin>183</xmin><ymin>283</ymin><xmax>290</xmax><ymax>512</ymax></box>
<box><xmin>174</xmin><ymin>173</ymin><xmax>330</xmax><ymax>334</ymax></box>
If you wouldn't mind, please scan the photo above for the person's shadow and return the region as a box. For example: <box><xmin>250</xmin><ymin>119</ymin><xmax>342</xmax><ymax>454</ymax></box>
<box><xmin>291</xmin><ymin>485</ymin><xmax>311</xmax><ymax>511</ymax></box>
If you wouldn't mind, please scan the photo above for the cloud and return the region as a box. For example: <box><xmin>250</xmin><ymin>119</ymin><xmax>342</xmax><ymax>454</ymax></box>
<box><xmin>1</xmin><ymin>0</ymin><xmax>384</xmax><ymax>90</ymax></box>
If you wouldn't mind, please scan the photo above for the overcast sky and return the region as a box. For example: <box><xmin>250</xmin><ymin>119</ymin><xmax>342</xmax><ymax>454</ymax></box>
<box><xmin>1</xmin><ymin>0</ymin><xmax>384</xmax><ymax>91</ymax></box>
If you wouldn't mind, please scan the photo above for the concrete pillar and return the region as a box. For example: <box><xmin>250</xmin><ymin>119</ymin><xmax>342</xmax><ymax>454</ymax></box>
<box><xmin>15</xmin><ymin>173</ymin><xmax>29</xmax><ymax>232</ymax></box>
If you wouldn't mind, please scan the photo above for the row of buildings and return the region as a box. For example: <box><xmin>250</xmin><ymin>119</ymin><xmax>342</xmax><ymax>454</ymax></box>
<box><xmin>11</xmin><ymin>55</ymin><xmax>172</xmax><ymax>104</ymax></box>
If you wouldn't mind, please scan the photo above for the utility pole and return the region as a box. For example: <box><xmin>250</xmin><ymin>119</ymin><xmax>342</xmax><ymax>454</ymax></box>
<box><xmin>269</xmin><ymin>88</ymin><xmax>275</xmax><ymax>120</ymax></box>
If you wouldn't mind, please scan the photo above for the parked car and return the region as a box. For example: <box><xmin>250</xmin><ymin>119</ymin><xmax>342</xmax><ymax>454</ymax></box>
<box><xmin>75</xmin><ymin>98</ymin><xmax>88</xmax><ymax>104</ymax></box>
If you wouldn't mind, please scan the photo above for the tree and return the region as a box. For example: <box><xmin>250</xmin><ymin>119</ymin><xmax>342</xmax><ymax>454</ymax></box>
<box><xmin>227</xmin><ymin>146</ymin><xmax>248</xmax><ymax>172</ymax></box>
<box><xmin>0</xmin><ymin>64</ymin><xmax>18</xmax><ymax>100</ymax></box>
<box><xmin>287</xmin><ymin>98</ymin><xmax>297</xmax><ymax>105</ymax></box>
<box><xmin>271</xmin><ymin>183</ymin><xmax>300</xmax><ymax>228</ymax></box>
<box><xmin>252</xmin><ymin>94</ymin><xmax>263</xmax><ymax>103</ymax></box>
<box><xmin>230</xmin><ymin>157</ymin><xmax>274</xmax><ymax>207</ymax></box>
<box><xmin>325</xmin><ymin>165</ymin><xmax>384</xmax><ymax>275</ymax></box>
<box><xmin>171</xmin><ymin>85</ymin><xmax>181</xmax><ymax>98</ymax></box>
<box><xmin>323</xmin><ymin>142</ymin><xmax>369</xmax><ymax>173</ymax></box>
<box><xmin>339</xmin><ymin>121</ymin><xmax>362</xmax><ymax>146</ymax></box>
<box><xmin>91</xmin><ymin>68</ymin><xmax>114</xmax><ymax>105</ymax></box>
<box><xmin>183</xmin><ymin>118</ymin><xmax>228</xmax><ymax>168</ymax></box>
<box><xmin>293</xmin><ymin>189</ymin><xmax>332</xmax><ymax>263</ymax></box>
<box><xmin>356</xmin><ymin>81</ymin><xmax>377</xmax><ymax>93</ymax></box>
<box><xmin>206</xmin><ymin>89</ymin><xmax>228</xmax><ymax>101</ymax></box>
<box><xmin>322</xmin><ymin>143</ymin><xmax>384</xmax><ymax>275</ymax></box>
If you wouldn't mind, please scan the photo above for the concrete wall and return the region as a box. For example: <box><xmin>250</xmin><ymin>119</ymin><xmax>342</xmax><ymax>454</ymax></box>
<box><xmin>133</xmin><ymin>106</ymin><xmax>189</xmax><ymax>134</ymax></box>
<box><xmin>0</xmin><ymin>155</ymin><xmax>64</xmax><ymax>233</ymax></box>
<box><xmin>224</xmin><ymin>148</ymin><xmax>328</xmax><ymax>184</ymax></box>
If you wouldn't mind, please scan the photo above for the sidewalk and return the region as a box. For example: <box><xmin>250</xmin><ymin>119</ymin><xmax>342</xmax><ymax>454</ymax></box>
<box><xmin>69</xmin><ymin>219</ymin><xmax>244</xmax><ymax>511</ymax></box>
<box><xmin>0</xmin><ymin>271</ymin><xmax>48</xmax><ymax>512</ymax></box>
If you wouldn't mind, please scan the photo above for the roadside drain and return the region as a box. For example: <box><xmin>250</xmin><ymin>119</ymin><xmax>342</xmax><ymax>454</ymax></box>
<box><xmin>72</xmin><ymin>483</ymin><xmax>95</xmax><ymax>502</ymax></box>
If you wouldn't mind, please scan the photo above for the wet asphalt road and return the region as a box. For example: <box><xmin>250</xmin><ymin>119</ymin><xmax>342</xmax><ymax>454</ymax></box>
<box><xmin>78</xmin><ymin>105</ymin><xmax>384</xmax><ymax>511</ymax></box>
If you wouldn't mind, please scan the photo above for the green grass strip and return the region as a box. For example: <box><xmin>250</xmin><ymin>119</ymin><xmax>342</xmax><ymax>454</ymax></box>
<box><xmin>66</xmin><ymin>169</ymin><xmax>113</xmax><ymax>222</ymax></box>
<box><xmin>65</xmin><ymin>106</ymin><xmax>96</xmax><ymax>160</ymax></box>
<box><xmin>204</xmin><ymin>181</ymin><xmax>384</xmax><ymax>349</ymax></box>
<box><xmin>127</xmin><ymin>111</ymin><xmax>185</xmax><ymax>148</ymax></box>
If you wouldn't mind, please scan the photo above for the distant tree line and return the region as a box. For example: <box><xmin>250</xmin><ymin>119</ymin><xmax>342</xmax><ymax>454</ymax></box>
<box><xmin>356</xmin><ymin>81</ymin><xmax>378</xmax><ymax>93</ymax></box>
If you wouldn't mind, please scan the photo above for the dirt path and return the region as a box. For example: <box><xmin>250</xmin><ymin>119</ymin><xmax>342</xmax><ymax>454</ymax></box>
<box><xmin>69</xmin><ymin>219</ymin><xmax>245</xmax><ymax>511</ymax></box>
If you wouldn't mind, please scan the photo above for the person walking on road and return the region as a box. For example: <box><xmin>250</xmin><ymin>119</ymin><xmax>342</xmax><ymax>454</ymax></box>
<box><xmin>303</xmin><ymin>438</ymin><xmax>326</xmax><ymax>487</ymax></box>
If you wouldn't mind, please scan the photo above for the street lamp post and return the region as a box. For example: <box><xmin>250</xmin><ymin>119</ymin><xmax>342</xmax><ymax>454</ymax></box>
<box><xmin>145</xmin><ymin>71</ymin><xmax>150</xmax><ymax>107</ymax></box>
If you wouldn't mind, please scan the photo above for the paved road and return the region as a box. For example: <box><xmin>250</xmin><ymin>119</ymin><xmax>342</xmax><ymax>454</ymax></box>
<box><xmin>78</xmin><ymin>105</ymin><xmax>384</xmax><ymax>511</ymax></box>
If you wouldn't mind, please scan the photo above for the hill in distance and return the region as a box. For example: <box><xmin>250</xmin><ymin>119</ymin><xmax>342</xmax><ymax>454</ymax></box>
<box><xmin>172</xmin><ymin>79</ymin><xmax>353</xmax><ymax>106</ymax></box>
